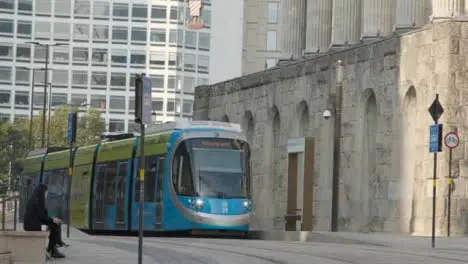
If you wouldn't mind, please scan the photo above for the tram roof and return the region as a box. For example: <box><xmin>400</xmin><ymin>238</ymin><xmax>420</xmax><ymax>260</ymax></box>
<box><xmin>145</xmin><ymin>119</ymin><xmax>242</xmax><ymax>135</ymax></box>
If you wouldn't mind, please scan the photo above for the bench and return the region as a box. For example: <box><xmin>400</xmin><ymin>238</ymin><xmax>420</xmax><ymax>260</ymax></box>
<box><xmin>1</xmin><ymin>230</ymin><xmax>48</xmax><ymax>264</ymax></box>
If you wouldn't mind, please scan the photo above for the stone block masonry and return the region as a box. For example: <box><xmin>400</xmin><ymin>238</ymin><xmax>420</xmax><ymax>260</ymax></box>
<box><xmin>194</xmin><ymin>20</ymin><xmax>468</xmax><ymax>236</ymax></box>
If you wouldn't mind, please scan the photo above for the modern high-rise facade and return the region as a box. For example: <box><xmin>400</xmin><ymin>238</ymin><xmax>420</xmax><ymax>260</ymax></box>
<box><xmin>0</xmin><ymin>0</ymin><xmax>211</xmax><ymax>133</ymax></box>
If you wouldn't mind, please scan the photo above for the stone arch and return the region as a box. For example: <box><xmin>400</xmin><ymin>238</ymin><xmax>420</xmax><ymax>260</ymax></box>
<box><xmin>401</xmin><ymin>86</ymin><xmax>418</xmax><ymax>233</ymax></box>
<box><xmin>269</xmin><ymin>105</ymin><xmax>281</xmax><ymax>227</ymax></box>
<box><xmin>360</xmin><ymin>88</ymin><xmax>379</xmax><ymax>229</ymax></box>
<box><xmin>241</xmin><ymin>111</ymin><xmax>255</xmax><ymax>145</ymax></box>
<box><xmin>296</xmin><ymin>100</ymin><xmax>310</xmax><ymax>137</ymax></box>
<box><xmin>221</xmin><ymin>115</ymin><xmax>230</xmax><ymax>122</ymax></box>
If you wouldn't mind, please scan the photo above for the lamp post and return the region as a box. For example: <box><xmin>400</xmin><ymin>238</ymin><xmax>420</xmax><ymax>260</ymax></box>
<box><xmin>330</xmin><ymin>60</ymin><xmax>343</xmax><ymax>232</ymax></box>
<box><xmin>26</xmin><ymin>41</ymin><xmax>68</xmax><ymax>148</ymax></box>
<box><xmin>46</xmin><ymin>82</ymin><xmax>52</xmax><ymax>148</ymax></box>
<box><xmin>18</xmin><ymin>66</ymin><xmax>46</xmax><ymax>150</ymax></box>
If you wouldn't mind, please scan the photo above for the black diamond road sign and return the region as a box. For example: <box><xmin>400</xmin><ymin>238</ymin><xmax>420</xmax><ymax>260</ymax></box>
<box><xmin>428</xmin><ymin>95</ymin><xmax>444</xmax><ymax>123</ymax></box>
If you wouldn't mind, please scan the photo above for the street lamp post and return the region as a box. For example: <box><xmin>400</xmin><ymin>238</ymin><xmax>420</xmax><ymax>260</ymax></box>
<box><xmin>19</xmin><ymin>66</ymin><xmax>46</xmax><ymax>150</ymax></box>
<box><xmin>26</xmin><ymin>42</ymin><xmax>68</xmax><ymax>148</ymax></box>
<box><xmin>46</xmin><ymin>83</ymin><xmax>52</xmax><ymax>148</ymax></box>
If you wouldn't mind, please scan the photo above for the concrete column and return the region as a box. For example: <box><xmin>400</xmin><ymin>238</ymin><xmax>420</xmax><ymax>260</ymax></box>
<box><xmin>279</xmin><ymin>0</ymin><xmax>307</xmax><ymax>60</ymax></box>
<box><xmin>304</xmin><ymin>0</ymin><xmax>333</xmax><ymax>54</ymax></box>
<box><xmin>361</xmin><ymin>0</ymin><xmax>394</xmax><ymax>39</ymax></box>
<box><xmin>431</xmin><ymin>0</ymin><xmax>464</xmax><ymax>20</ymax></box>
<box><xmin>395</xmin><ymin>0</ymin><xmax>427</xmax><ymax>30</ymax></box>
<box><xmin>330</xmin><ymin>0</ymin><xmax>361</xmax><ymax>47</ymax></box>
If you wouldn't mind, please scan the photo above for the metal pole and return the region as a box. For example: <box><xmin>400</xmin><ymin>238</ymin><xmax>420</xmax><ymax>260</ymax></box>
<box><xmin>138</xmin><ymin>123</ymin><xmax>145</xmax><ymax>264</ymax></box>
<box><xmin>47</xmin><ymin>83</ymin><xmax>52</xmax><ymax>148</ymax></box>
<box><xmin>29</xmin><ymin>69</ymin><xmax>35</xmax><ymax>149</ymax></box>
<box><xmin>41</xmin><ymin>45</ymin><xmax>49</xmax><ymax>148</ymax></box>
<box><xmin>447</xmin><ymin>148</ymin><xmax>452</xmax><ymax>237</ymax></box>
<box><xmin>67</xmin><ymin>134</ymin><xmax>73</xmax><ymax>238</ymax></box>
<box><xmin>331</xmin><ymin>60</ymin><xmax>343</xmax><ymax>232</ymax></box>
<box><xmin>431</xmin><ymin>94</ymin><xmax>439</xmax><ymax>249</ymax></box>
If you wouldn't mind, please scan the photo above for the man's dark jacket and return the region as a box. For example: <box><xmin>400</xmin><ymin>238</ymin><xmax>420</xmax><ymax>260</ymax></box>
<box><xmin>23</xmin><ymin>184</ymin><xmax>54</xmax><ymax>231</ymax></box>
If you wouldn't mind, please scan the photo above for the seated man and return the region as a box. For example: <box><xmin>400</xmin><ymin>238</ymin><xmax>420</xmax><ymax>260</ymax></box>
<box><xmin>23</xmin><ymin>184</ymin><xmax>66</xmax><ymax>259</ymax></box>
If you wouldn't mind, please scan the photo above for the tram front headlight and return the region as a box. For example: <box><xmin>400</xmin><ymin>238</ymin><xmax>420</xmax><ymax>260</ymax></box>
<box><xmin>195</xmin><ymin>198</ymin><xmax>204</xmax><ymax>210</ymax></box>
<box><xmin>243</xmin><ymin>200</ymin><xmax>252</xmax><ymax>212</ymax></box>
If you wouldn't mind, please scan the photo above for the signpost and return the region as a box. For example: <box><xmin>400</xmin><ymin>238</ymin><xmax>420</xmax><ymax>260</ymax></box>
<box><xmin>135</xmin><ymin>74</ymin><xmax>152</xmax><ymax>264</ymax></box>
<box><xmin>428</xmin><ymin>94</ymin><xmax>444</xmax><ymax>248</ymax></box>
<box><xmin>444</xmin><ymin>131</ymin><xmax>459</xmax><ymax>237</ymax></box>
<box><xmin>66</xmin><ymin>112</ymin><xmax>77</xmax><ymax>238</ymax></box>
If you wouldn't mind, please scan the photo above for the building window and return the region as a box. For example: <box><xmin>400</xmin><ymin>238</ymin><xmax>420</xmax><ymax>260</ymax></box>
<box><xmin>33</xmin><ymin>69</ymin><xmax>45</xmax><ymax>84</ymax></box>
<box><xmin>166</xmin><ymin>100</ymin><xmax>175</xmax><ymax>112</ymax></box>
<box><xmin>197</xmin><ymin>77</ymin><xmax>209</xmax><ymax>86</ymax></box>
<box><xmin>150</xmin><ymin>28</ymin><xmax>166</xmax><ymax>44</ymax></box>
<box><xmin>72</xmin><ymin>71</ymin><xmax>88</xmax><ymax>87</ymax></box>
<box><xmin>267</xmin><ymin>30</ymin><xmax>277</xmax><ymax>51</ymax></box>
<box><xmin>53</xmin><ymin>46</ymin><xmax>69</xmax><ymax>64</ymax></box>
<box><xmin>109</xmin><ymin>96</ymin><xmax>125</xmax><ymax>111</ymax></box>
<box><xmin>167</xmin><ymin>76</ymin><xmax>176</xmax><ymax>90</ymax></box>
<box><xmin>71</xmin><ymin>94</ymin><xmax>87</xmax><ymax>107</ymax></box>
<box><xmin>151</xmin><ymin>6</ymin><xmax>166</xmax><ymax>20</ymax></box>
<box><xmin>16</xmin><ymin>45</ymin><xmax>30</xmax><ymax>62</ymax></box>
<box><xmin>183</xmin><ymin>76</ymin><xmax>195</xmax><ymax>93</ymax></box>
<box><xmin>198</xmin><ymin>55</ymin><xmax>209</xmax><ymax>73</ymax></box>
<box><xmin>132</xmin><ymin>4</ymin><xmax>147</xmax><ymax>21</ymax></box>
<box><xmin>74</xmin><ymin>0</ymin><xmax>90</xmax><ymax>17</ymax></box>
<box><xmin>33</xmin><ymin>92</ymin><xmax>45</xmax><ymax>107</ymax></box>
<box><xmin>0</xmin><ymin>19</ymin><xmax>13</xmax><ymax>37</ymax></box>
<box><xmin>130</xmin><ymin>51</ymin><xmax>146</xmax><ymax>65</ymax></box>
<box><xmin>267</xmin><ymin>2</ymin><xmax>279</xmax><ymax>24</ymax></box>
<box><xmin>54</xmin><ymin>22</ymin><xmax>70</xmax><ymax>40</ymax></box>
<box><xmin>0</xmin><ymin>113</ymin><xmax>9</xmax><ymax>121</ymax></box>
<box><xmin>52</xmin><ymin>70</ymin><xmax>69</xmax><ymax>86</ymax></box>
<box><xmin>90</xmin><ymin>95</ymin><xmax>106</xmax><ymax>109</ymax></box>
<box><xmin>110</xmin><ymin>73</ymin><xmax>126</xmax><ymax>90</ymax></box>
<box><xmin>51</xmin><ymin>93</ymin><xmax>67</xmax><ymax>107</ymax></box>
<box><xmin>0</xmin><ymin>0</ymin><xmax>14</xmax><ymax>13</ymax></box>
<box><xmin>183</xmin><ymin>101</ymin><xmax>193</xmax><ymax>114</ymax></box>
<box><xmin>33</xmin><ymin>46</ymin><xmax>46</xmax><ymax>62</ymax></box>
<box><xmin>18</xmin><ymin>0</ymin><xmax>33</xmax><ymax>14</ymax></box>
<box><xmin>198</xmin><ymin>32</ymin><xmax>210</xmax><ymax>50</ymax></box>
<box><xmin>150</xmin><ymin>51</ymin><xmax>165</xmax><ymax>69</ymax></box>
<box><xmin>202</xmin><ymin>9</ymin><xmax>211</xmax><ymax>26</ymax></box>
<box><xmin>74</xmin><ymin>24</ymin><xmax>89</xmax><ymax>41</ymax></box>
<box><xmin>0</xmin><ymin>66</ymin><xmax>11</xmax><ymax>83</ymax></box>
<box><xmin>94</xmin><ymin>1</ymin><xmax>110</xmax><ymax>19</ymax></box>
<box><xmin>266</xmin><ymin>58</ymin><xmax>277</xmax><ymax>69</ymax></box>
<box><xmin>15</xmin><ymin>91</ymin><xmax>29</xmax><ymax>107</ymax></box>
<box><xmin>111</xmin><ymin>49</ymin><xmax>127</xmax><ymax>66</ymax></box>
<box><xmin>91</xmin><ymin>72</ymin><xmax>107</xmax><ymax>86</ymax></box>
<box><xmin>0</xmin><ymin>91</ymin><xmax>10</xmax><ymax>105</ymax></box>
<box><xmin>112</xmin><ymin>3</ymin><xmax>128</xmax><ymax>20</ymax></box>
<box><xmin>183</xmin><ymin>53</ymin><xmax>196</xmax><ymax>71</ymax></box>
<box><xmin>35</xmin><ymin>21</ymin><xmax>50</xmax><ymax>39</ymax></box>
<box><xmin>36</xmin><ymin>0</ymin><xmax>52</xmax><ymax>16</ymax></box>
<box><xmin>169</xmin><ymin>6</ymin><xmax>178</xmax><ymax>21</ymax></box>
<box><xmin>112</xmin><ymin>26</ymin><xmax>128</xmax><ymax>43</ymax></box>
<box><xmin>131</xmin><ymin>27</ymin><xmax>147</xmax><ymax>43</ymax></box>
<box><xmin>92</xmin><ymin>48</ymin><xmax>108</xmax><ymax>65</ymax></box>
<box><xmin>152</xmin><ymin>98</ymin><xmax>163</xmax><ymax>112</ymax></box>
<box><xmin>54</xmin><ymin>0</ymin><xmax>71</xmax><ymax>16</ymax></box>
<box><xmin>15</xmin><ymin>68</ymin><xmax>30</xmax><ymax>84</ymax></box>
<box><xmin>109</xmin><ymin>119</ymin><xmax>125</xmax><ymax>132</ymax></box>
<box><xmin>152</xmin><ymin>75</ymin><xmax>164</xmax><ymax>89</ymax></box>
<box><xmin>185</xmin><ymin>31</ymin><xmax>196</xmax><ymax>48</ymax></box>
<box><xmin>93</xmin><ymin>25</ymin><xmax>109</xmax><ymax>42</ymax></box>
<box><xmin>17</xmin><ymin>20</ymin><xmax>32</xmax><ymax>38</ymax></box>
<box><xmin>73</xmin><ymin>47</ymin><xmax>88</xmax><ymax>64</ymax></box>
<box><xmin>169</xmin><ymin>29</ymin><xmax>177</xmax><ymax>46</ymax></box>
<box><xmin>0</xmin><ymin>43</ymin><xmax>13</xmax><ymax>61</ymax></box>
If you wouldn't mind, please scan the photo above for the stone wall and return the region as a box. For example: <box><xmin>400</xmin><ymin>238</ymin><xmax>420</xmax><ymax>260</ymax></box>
<box><xmin>194</xmin><ymin>21</ymin><xmax>468</xmax><ymax>235</ymax></box>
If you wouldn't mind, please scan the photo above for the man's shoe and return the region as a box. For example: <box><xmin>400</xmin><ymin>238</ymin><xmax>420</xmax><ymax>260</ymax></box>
<box><xmin>50</xmin><ymin>248</ymin><xmax>66</xmax><ymax>259</ymax></box>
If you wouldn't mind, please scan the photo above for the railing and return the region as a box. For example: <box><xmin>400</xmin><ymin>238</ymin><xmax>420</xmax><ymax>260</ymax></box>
<box><xmin>0</xmin><ymin>195</ymin><xmax>19</xmax><ymax>231</ymax></box>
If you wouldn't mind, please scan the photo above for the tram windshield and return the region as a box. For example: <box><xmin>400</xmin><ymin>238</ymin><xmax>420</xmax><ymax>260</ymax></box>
<box><xmin>171</xmin><ymin>138</ymin><xmax>251</xmax><ymax>198</ymax></box>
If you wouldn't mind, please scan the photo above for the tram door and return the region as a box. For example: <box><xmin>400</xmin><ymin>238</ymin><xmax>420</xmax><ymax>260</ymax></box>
<box><xmin>155</xmin><ymin>156</ymin><xmax>165</xmax><ymax>230</ymax></box>
<box><xmin>115</xmin><ymin>162</ymin><xmax>129</xmax><ymax>229</ymax></box>
<box><xmin>131</xmin><ymin>155</ymin><xmax>158</xmax><ymax>231</ymax></box>
<box><xmin>93</xmin><ymin>165</ymin><xmax>106</xmax><ymax>230</ymax></box>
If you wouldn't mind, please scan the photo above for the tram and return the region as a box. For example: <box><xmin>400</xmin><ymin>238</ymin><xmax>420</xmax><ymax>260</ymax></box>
<box><xmin>18</xmin><ymin>119</ymin><xmax>252</xmax><ymax>235</ymax></box>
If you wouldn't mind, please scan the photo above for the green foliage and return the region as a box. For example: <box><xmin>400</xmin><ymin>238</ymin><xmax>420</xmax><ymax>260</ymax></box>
<box><xmin>0</xmin><ymin>105</ymin><xmax>105</xmax><ymax>194</ymax></box>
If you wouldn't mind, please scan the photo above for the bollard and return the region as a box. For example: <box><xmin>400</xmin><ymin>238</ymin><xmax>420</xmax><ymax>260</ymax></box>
<box><xmin>2</xmin><ymin>199</ymin><xmax>5</xmax><ymax>230</ymax></box>
<box><xmin>14</xmin><ymin>198</ymin><xmax>17</xmax><ymax>231</ymax></box>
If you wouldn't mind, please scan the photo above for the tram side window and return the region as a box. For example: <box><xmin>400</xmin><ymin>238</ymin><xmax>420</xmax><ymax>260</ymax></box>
<box><xmin>104</xmin><ymin>162</ymin><xmax>117</xmax><ymax>205</ymax></box>
<box><xmin>172</xmin><ymin>142</ymin><xmax>194</xmax><ymax>196</ymax></box>
<box><xmin>144</xmin><ymin>156</ymin><xmax>157</xmax><ymax>202</ymax></box>
<box><xmin>156</xmin><ymin>156</ymin><xmax>165</xmax><ymax>203</ymax></box>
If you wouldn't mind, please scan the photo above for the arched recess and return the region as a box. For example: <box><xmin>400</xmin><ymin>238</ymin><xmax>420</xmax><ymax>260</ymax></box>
<box><xmin>221</xmin><ymin>115</ymin><xmax>230</xmax><ymax>122</ymax></box>
<box><xmin>360</xmin><ymin>88</ymin><xmax>378</xmax><ymax>227</ymax></box>
<box><xmin>270</xmin><ymin>106</ymin><xmax>281</xmax><ymax>225</ymax></box>
<box><xmin>241</xmin><ymin>111</ymin><xmax>255</xmax><ymax>145</ymax></box>
<box><xmin>401</xmin><ymin>86</ymin><xmax>417</xmax><ymax>233</ymax></box>
<box><xmin>296</xmin><ymin>101</ymin><xmax>310</xmax><ymax>137</ymax></box>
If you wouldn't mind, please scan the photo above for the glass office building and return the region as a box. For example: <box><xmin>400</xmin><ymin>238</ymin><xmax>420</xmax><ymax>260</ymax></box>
<box><xmin>0</xmin><ymin>0</ymin><xmax>211</xmax><ymax>132</ymax></box>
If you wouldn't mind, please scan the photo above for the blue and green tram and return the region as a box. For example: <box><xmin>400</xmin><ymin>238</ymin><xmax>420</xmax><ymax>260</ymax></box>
<box><xmin>19</xmin><ymin>120</ymin><xmax>252</xmax><ymax>234</ymax></box>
